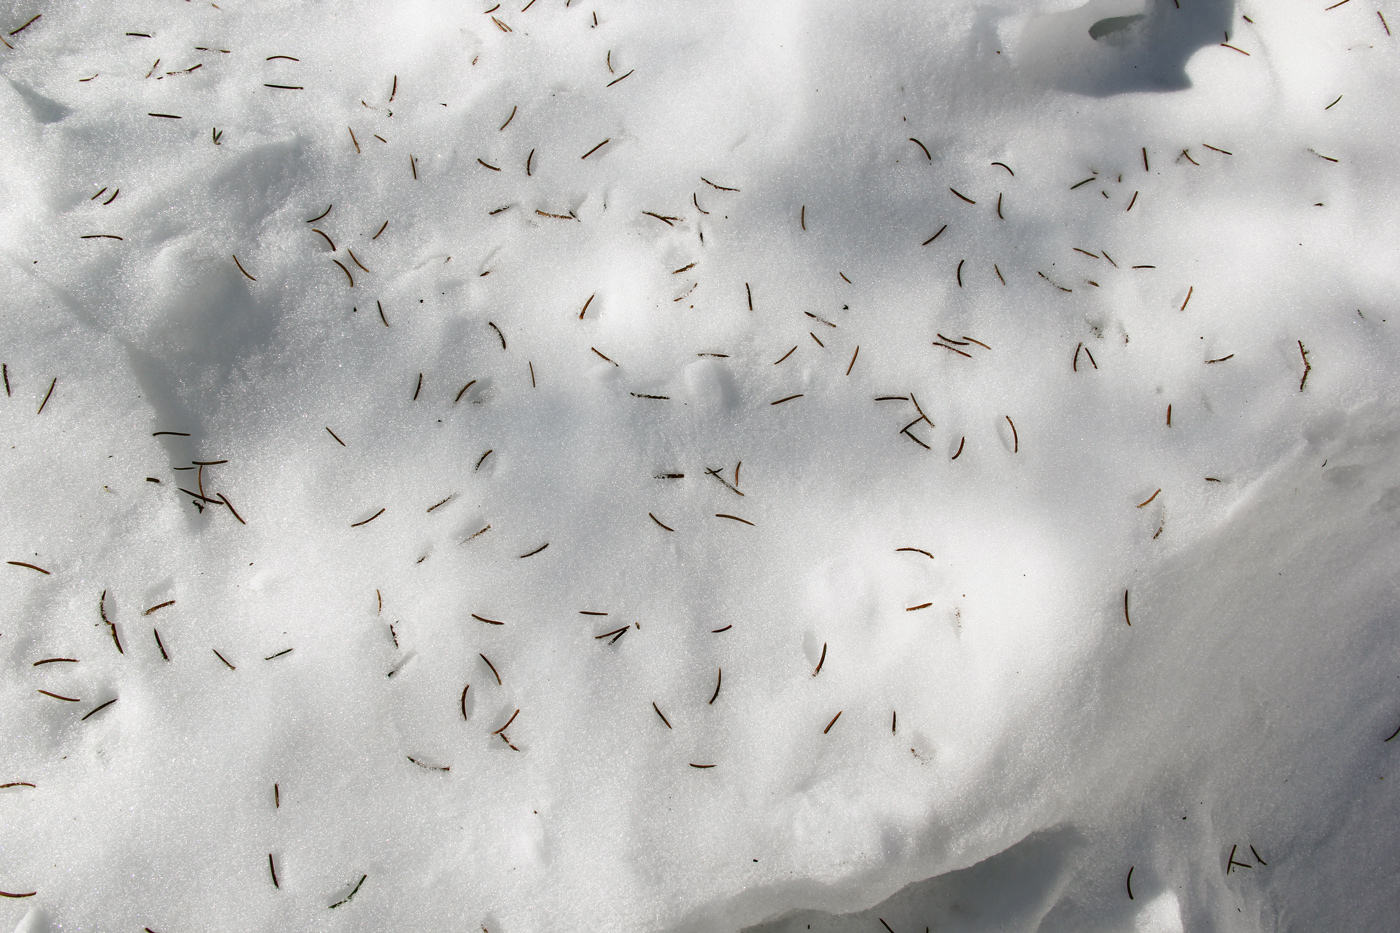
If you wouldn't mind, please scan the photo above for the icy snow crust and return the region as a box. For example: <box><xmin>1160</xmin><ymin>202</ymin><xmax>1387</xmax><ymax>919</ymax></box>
<box><xmin>2</xmin><ymin>1</ymin><xmax>1400</xmax><ymax>931</ymax></box>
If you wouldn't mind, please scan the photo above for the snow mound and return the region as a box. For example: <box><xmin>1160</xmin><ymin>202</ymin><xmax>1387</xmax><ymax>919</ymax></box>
<box><xmin>2</xmin><ymin>1</ymin><xmax>1399</xmax><ymax>931</ymax></box>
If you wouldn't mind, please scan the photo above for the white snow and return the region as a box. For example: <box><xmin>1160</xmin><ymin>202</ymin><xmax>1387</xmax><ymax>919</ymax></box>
<box><xmin>3</xmin><ymin>1</ymin><xmax>1400</xmax><ymax>931</ymax></box>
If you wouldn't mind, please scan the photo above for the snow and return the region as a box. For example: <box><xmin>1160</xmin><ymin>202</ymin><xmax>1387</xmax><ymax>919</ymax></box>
<box><xmin>2</xmin><ymin>1</ymin><xmax>1400</xmax><ymax>931</ymax></box>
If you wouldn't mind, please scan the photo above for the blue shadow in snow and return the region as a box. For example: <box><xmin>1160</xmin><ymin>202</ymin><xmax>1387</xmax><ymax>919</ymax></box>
<box><xmin>1018</xmin><ymin>0</ymin><xmax>1236</xmax><ymax>97</ymax></box>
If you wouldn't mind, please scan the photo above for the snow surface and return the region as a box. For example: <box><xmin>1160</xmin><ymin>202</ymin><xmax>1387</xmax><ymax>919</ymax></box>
<box><xmin>3</xmin><ymin>0</ymin><xmax>1400</xmax><ymax>930</ymax></box>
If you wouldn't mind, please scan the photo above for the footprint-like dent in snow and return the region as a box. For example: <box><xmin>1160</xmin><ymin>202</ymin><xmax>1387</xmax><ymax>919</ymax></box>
<box><xmin>683</xmin><ymin>358</ymin><xmax>739</xmax><ymax>415</ymax></box>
